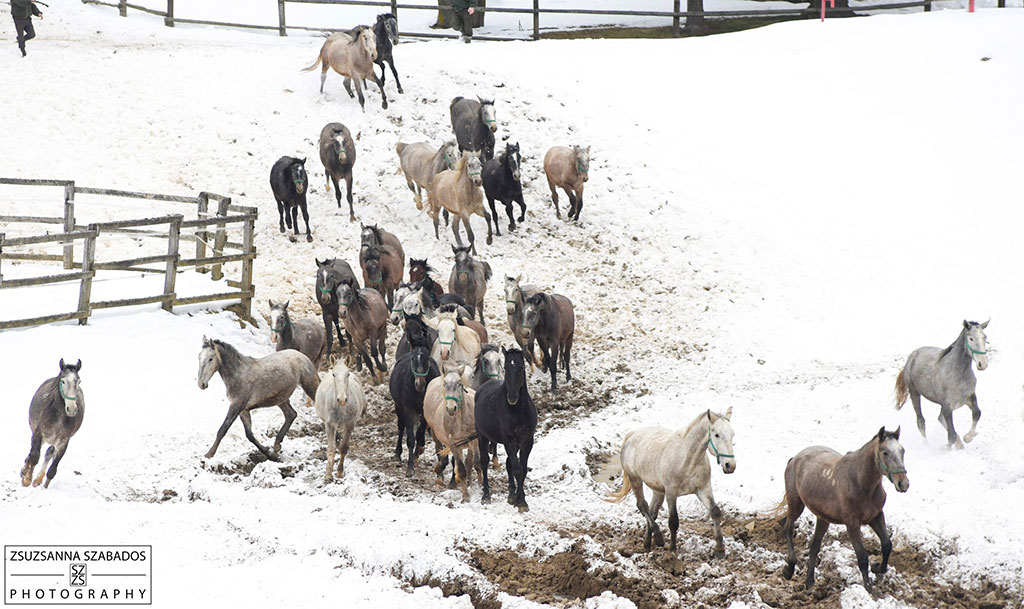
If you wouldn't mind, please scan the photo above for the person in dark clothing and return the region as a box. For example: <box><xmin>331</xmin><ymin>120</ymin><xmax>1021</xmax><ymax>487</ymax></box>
<box><xmin>450</xmin><ymin>0</ymin><xmax>477</xmax><ymax>43</ymax></box>
<box><xmin>11</xmin><ymin>0</ymin><xmax>43</xmax><ymax>57</ymax></box>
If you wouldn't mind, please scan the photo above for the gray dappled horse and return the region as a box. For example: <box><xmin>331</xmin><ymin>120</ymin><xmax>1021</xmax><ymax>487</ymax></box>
<box><xmin>895</xmin><ymin>320</ymin><xmax>989</xmax><ymax>449</ymax></box>
<box><xmin>21</xmin><ymin>359</ymin><xmax>85</xmax><ymax>489</ymax></box>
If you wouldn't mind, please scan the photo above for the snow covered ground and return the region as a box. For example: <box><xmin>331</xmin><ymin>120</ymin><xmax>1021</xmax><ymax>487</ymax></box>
<box><xmin>2</xmin><ymin>2</ymin><xmax>1024</xmax><ymax>608</ymax></box>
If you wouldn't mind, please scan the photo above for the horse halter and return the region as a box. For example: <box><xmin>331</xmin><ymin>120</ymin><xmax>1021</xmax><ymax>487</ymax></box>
<box><xmin>875</xmin><ymin>444</ymin><xmax>906</xmax><ymax>484</ymax></box>
<box><xmin>576</xmin><ymin>159</ymin><xmax>589</xmax><ymax>175</ymax></box>
<box><xmin>410</xmin><ymin>360</ymin><xmax>430</xmax><ymax>377</ymax></box>
<box><xmin>965</xmin><ymin>336</ymin><xmax>987</xmax><ymax>358</ymax></box>
<box><xmin>444</xmin><ymin>393</ymin><xmax>463</xmax><ymax>410</ymax></box>
<box><xmin>707</xmin><ymin>430</ymin><xmax>733</xmax><ymax>465</ymax></box>
<box><xmin>59</xmin><ymin>379</ymin><xmax>78</xmax><ymax>402</ymax></box>
<box><xmin>271</xmin><ymin>315</ymin><xmax>289</xmax><ymax>333</ymax></box>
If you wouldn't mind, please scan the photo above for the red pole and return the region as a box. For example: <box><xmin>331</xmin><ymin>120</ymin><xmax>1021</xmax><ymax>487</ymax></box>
<box><xmin>968</xmin><ymin>0</ymin><xmax>974</xmax><ymax>11</ymax></box>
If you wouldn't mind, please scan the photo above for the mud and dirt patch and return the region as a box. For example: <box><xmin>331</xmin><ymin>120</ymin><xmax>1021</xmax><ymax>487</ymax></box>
<box><xmin>405</xmin><ymin>571</ymin><xmax>502</xmax><ymax>609</ymax></box>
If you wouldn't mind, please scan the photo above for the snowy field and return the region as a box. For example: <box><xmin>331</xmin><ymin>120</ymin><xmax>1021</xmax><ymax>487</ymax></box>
<box><xmin>2</xmin><ymin>2</ymin><xmax>1024</xmax><ymax>608</ymax></box>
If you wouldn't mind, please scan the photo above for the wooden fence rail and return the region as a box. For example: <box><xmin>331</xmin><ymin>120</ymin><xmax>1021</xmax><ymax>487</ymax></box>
<box><xmin>80</xmin><ymin>0</ymin><xmax>949</xmax><ymax>41</ymax></box>
<box><xmin>0</xmin><ymin>179</ymin><xmax>258</xmax><ymax>331</ymax></box>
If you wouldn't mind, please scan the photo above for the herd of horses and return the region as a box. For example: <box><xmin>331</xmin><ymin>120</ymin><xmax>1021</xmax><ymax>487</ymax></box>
<box><xmin>15</xmin><ymin>14</ymin><xmax>998</xmax><ymax>597</ymax></box>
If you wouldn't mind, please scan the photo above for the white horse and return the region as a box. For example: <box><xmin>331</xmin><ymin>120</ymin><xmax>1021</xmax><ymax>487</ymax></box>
<box><xmin>430</xmin><ymin>309</ymin><xmax>482</xmax><ymax>374</ymax></box>
<box><xmin>605</xmin><ymin>407</ymin><xmax>736</xmax><ymax>557</ymax></box>
<box><xmin>313</xmin><ymin>362</ymin><xmax>367</xmax><ymax>481</ymax></box>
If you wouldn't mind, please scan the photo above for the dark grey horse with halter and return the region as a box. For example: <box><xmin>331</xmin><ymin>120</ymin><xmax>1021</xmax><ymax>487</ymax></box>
<box><xmin>21</xmin><ymin>359</ymin><xmax>85</xmax><ymax>488</ymax></box>
<box><xmin>895</xmin><ymin>320</ymin><xmax>989</xmax><ymax>449</ymax></box>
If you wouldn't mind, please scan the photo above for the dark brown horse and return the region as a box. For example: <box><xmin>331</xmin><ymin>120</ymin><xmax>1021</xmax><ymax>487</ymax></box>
<box><xmin>781</xmin><ymin>428</ymin><xmax>910</xmax><ymax>592</ymax></box>
<box><xmin>360</xmin><ymin>224</ymin><xmax>405</xmax><ymax>310</ymax></box>
<box><xmin>409</xmin><ymin>258</ymin><xmax>444</xmax><ymax>299</ymax></box>
<box><xmin>336</xmin><ymin>283</ymin><xmax>389</xmax><ymax>381</ymax></box>
<box><xmin>521</xmin><ymin>292</ymin><xmax>575</xmax><ymax>392</ymax></box>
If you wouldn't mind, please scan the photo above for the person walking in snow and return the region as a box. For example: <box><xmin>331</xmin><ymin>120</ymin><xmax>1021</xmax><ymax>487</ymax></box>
<box><xmin>450</xmin><ymin>0</ymin><xmax>477</xmax><ymax>44</ymax></box>
<box><xmin>11</xmin><ymin>0</ymin><xmax>43</xmax><ymax>57</ymax></box>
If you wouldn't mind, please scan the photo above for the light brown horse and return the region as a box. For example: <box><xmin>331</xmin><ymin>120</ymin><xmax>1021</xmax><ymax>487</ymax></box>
<box><xmin>781</xmin><ymin>427</ymin><xmax>910</xmax><ymax>592</ymax></box>
<box><xmin>397</xmin><ymin>140</ymin><xmax>459</xmax><ymax>210</ymax></box>
<box><xmin>302</xmin><ymin>28</ymin><xmax>387</xmax><ymax>111</ymax></box>
<box><xmin>335</xmin><ymin>284</ymin><xmax>389</xmax><ymax>381</ymax></box>
<box><xmin>426</xmin><ymin>151</ymin><xmax>492</xmax><ymax>255</ymax></box>
<box><xmin>543</xmin><ymin>145</ymin><xmax>590</xmax><ymax>221</ymax></box>
<box><xmin>423</xmin><ymin>370</ymin><xmax>481</xmax><ymax>502</ymax></box>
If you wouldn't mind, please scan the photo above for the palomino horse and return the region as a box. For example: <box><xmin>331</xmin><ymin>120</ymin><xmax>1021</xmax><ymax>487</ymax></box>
<box><xmin>314</xmin><ymin>361</ymin><xmax>367</xmax><ymax>481</ymax></box>
<box><xmin>521</xmin><ymin>292</ymin><xmax>575</xmax><ymax>392</ymax></box>
<box><xmin>449</xmin><ymin>245</ymin><xmax>491</xmax><ymax>324</ymax></box>
<box><xmin>427</xmin><ymin>151</ymin><xmax>492</xmax><ymax>255</ymax></box>
<box><xmin>606</xmin><ymin>408</ymin><xmax>736</xmax><ymax>557</ymax></box>
<box><xmin>781</xmin><ymin>428</ymin><xmax>909</xmax><ymax>592</ymax></box>
<box><xmin>397</xmin><ymin>141</ymin><xmax>459</xmax><ymax>210</ymax></box>
<box><xmin>269</xmin><ymin>299</ymin><xmax>326</xmax><ymax>370</ymax></box>
<box><xmin>450</xmin><ymin>96</ymin><xmax>497</xmax><ymax>161</ymax></box>
<box><xmin>895</xmin><ymin>320</ymin><xmax>989</xmax><ymax>448</ymax></box>
<box><xmin>303</xmin><ymin>27</ymin><xmax>387</xmax><ymax>111</ymax></box>
<box><xmin>423</xmin><ymin>369</ymin><xmax>480</xmax><ymax>502</ymax></box>
<box><xmin>197</xmin><ymin>337</ymin><xmax>319</xmax><ymax>461</ymax></box>
<box><xmin>544</xmin><ymin>145</ymin><xmax>590</xmax><ymax>221</ymax></box>
<box><xmin>504</xmin><ymin>275</ymin><xmax>538</xmax><ymax>367</ymax></box>
<box><xmin>21</xmin><ymin>359</ymin><xmax>85</xmax><ymax>489</ymax></box>
<box><xmin>432</xmin><ymin>307</ymin><xmax>483</xmax><ymax>374</ymax></box>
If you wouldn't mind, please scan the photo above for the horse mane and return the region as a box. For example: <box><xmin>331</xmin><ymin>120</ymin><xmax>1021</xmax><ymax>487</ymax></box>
<box><xmin>438</xmin><ymin>303</ymin><xmax>460</xmax><ymax>315</ymax></box>
<box><xmin>410</xmin><ymin>258</ymin><xmax>437</xmax><ymax>276</ymax></box>
<box><xmin>353</xmin><ymin>288</ymin><xmax>370</xmax><ymax>309</ymax></box>
<box><xmin>367</xmin><ymin>224</ymin><xmax>384</xmax><ymax>244</ymax></box>
<box><xmin>453</xmin><ymin>153</ymin><xmax>469</xmax><ymax>174</ymax></box>
<box><xmin>363</xmin><ymin>246</ymin><xmax>381</xmax><ymax>262</ymax></box>
<box><xmin>479</xmin><ymin>98</ymin><xmax>494</xmax><ymax>107</ymax></box>
<box><xmin>526</xmin><ymin>292</ymin><xmax>546</xmax><ymax>306</ymax></box>
<box><xmin>681</xmin><ymin>409</ymin><xmax>718</xmax><ymax>438</ymax></box>
<box><xmin>377</xmin><ymin>12</ymin><xmax>395</xmax><ymax>21</ymax></box>
<box><xmin>211</xmin><ymin>339</ymin><xmax>248</xmax><ymax>375</ymax></box>
<box><xmin>450</xmin><ymin>96</ymin><xmax>465</xmax><ymax>112</ymax></box>
<box><xmin>941</xmin><ymin>323</ymin><xmax>973</xmax><ymax>358</ymax></box>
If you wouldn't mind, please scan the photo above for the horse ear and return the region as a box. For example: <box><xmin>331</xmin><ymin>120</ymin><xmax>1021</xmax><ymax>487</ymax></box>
<box><xmin>724</xmin><ymin>406</ymin><xmax>732</xmax><ymax>421</ymax></box>
<box><xmin>501</xmin><ymin>346</ymin><xmax>507</xmax><ymax>356</ymax></box>
<box><xmin>268</xmin><ymin>299</ymin><xmax>274</xmax><ymax>308</ymax></box>
<box><xmin>981</xmin><ymin>318</ymin><xmax>990</xmax><ymax>329</ymax></box>
<box><xmin>894</xmin><ymin>426</ymin><xmax>901</xmax><ymax>440</ymax></box>
<box><xmin>300</xmin><ymin>157</ymin><xmax>307</xmax><ymax>165</ymax></box>
<box><xmin>877</xmin><ymin>427</ymin><xmax>886</xmax><ymax>441</ymax></box>
<box><xmin>963</xmin><ymin>320</ymin><xmax>970</xmax><ymax>329</ymax></box>
<box><xmin>59</xmin><ymin>358</ymin><xmax>65</xmax><ymax>370</ymax></box>
<box><xmin>516</xmin><ymin>273</ymin><xmax>522</xmax><ymax>282</ymax></box>
<box><xmin>452</xmin><ymin>245</ymin><xmax>458</xmax><ymax>254</ymax></box>
<box><xmin>284</xmin><ymin>300</ymin><xmax>290</xmax><ymax>309</ymax></box>
<box><xmin>586</xmin><ymin>146</ymin><xmax>591</xmax><ymax>153</ymax></box>
<box><xmin>75</xmin><ymin>359</ymin><xmax>82</xmax><ymax>371</ymax></box>
<box><xmin>315</xmin><ymin>258</ymin><xmax>322</xmax><ymax>267</ymax></box>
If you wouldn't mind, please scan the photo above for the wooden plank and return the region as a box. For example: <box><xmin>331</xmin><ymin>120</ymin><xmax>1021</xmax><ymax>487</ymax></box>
<box><xmin>673</xmin><ymin>0</ymin><xmax>680</xmax><ymax>37</ymax></box>
<box><xmin>0</xmin><ymin>271</ymin><xmax>94</xmax><ymax>289</ymax></box>
<box><xmin>0</xmin><ymin>253</ymin><xmax>64</xmax><ymax>262</ymax></box>
<box><xmin>171</xmin><ymin>17</ymin><xmax>282</xmax><ymax>31</ymax></box>
<box><xmin>125</xmin><ymin>2</ymin><xmax>166</xmax><ymax>16</ymax></box>
<box><xmin>0</xmin><ymin>178</ymin><xmax>74</xmax><ymax>187</ymax></box>
<box><xmin>163</xmin><ymin>218</ymin><xmax>181</xmax><ymax>312</ymax></box>
<box><xmin>0</xmin><ymin>311</ymin><xmax>87</xmax><ymax>330</ymax></box>
<box><xmin>78</xmin><ymin>233</ymin><xmax>97</xmax><ymax>325</ymax></box>
<box><xmin>180</xmin><ymin>213</ymin><xmax>253</xmax><ymax>228</ymax></box>
<box><xmin>174</xmin><ymin>290</ymin><xmax>253</xmax><ymax>306</ymax></box>
<box><xmin>0</xmin><ymin>233</ymin><xmax>4</xmax><ymax>284</ymax></box>
<box><xmin>533</xmin><ymin>0</ymin><xmax>539</xmax><ymax>40</ymax></box>
<box><xmin>75</xmin><ymin>186</ymin><xmax>197</xmax><ymax>204</ymax></box>
<box><xmin>0</xmin><ymin>215</ymin><xmax>64</xmax><ymax>224</ymax></box>
<box><xmin>2</xmin><ymin>230</ymin><xmax>96</xmax><ymax>247</ymax></box>
<box><xmin>166</xmin><ymin>0</ymin><xmax>174</xmax><ymax>26</ymax></box>
<box><xmin>91</xmin><ymin>214</ymin><xmax>183</xmax><ymax>230</ymax></box>
<box><xmin>211</xmin><ymin>197</ymin><xmax>231</xmax><ymax>282</ymax></box>
<box><xmin>92</xmin><ymin>294</ymin><xmax>168</xmax><ymax>310</ymax></box>
<box><xmin>178</xmin><ymin>252</ymin><xmax>254</xmax><ymax>268</ymax></box>
<box><xmin>196</xmin><ymin>193</ymin><xmax>209</xmax><ymax>274</ymax></box>
<box><xmin>239</xmin><ymin>213</ymin><xmax>255</xmax><ymax>318</ymax></box>
<box><xmin>95</xmin><ymin>254</ymin><xmax>176</xmax><ymax>269</ymax></box>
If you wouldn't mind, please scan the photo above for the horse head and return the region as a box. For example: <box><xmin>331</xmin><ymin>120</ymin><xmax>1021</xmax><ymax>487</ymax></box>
<box><xmin>378</xmin><ymin>13</ymin><xmax>398</xmax><ymax>45</ymax></box>
<box><xmin>289</xmin><ymin>158</ymin><xmax>307</xmax><ymax>195</ymax></box>
<box><xmin>333</xmin><ymin>133</ymin><xmax>348</xmax><ymax>165</ymax></box>
<box><xmin>405</xmin><ymin>314</ymin><xmax>432</xmax><ymax>349</ymax></box>
<box><xmin>336</xmin><ymin>283</ymin><xmax>356</xmax><ymax>318</ymax></box>
<box><xmin>876</xmin><ymin>427</ymin><xmax>909</xmax><ymax>492</ymax></box>
<box><xmin>466</xmin><ymin>151</ymin><xmax>484</xmax><ymax>187</ymax></box>
<box><xmin>442</xmin><ymin>141</ymin><xmax>460</xmax><ymax>171</ymax></box>
<box><xmin>197</xmin><ymin>336</ymin><xmax>220</xmax><ymax>391</ymax></box>
<box><xmin>57</xmin><ymin>358</ymin><xmax>82</xmax><ymax>417</ymax></box>
<box><xmin>521</xmin><ymin>292</ymin><xmax>548</xmax><ymax>340</ymax></box>
<box><xmin>359</xmin><ymin>27</ymin><xmax>378</xmax><ymax>61</ymax></box>
<box><xmin>316</xmin><ymin>259</ymin><xmax>340</xmax><ymax>307</ymax></box>
<box><xmin>452</xmin><ymin>245</ymin><xmax>473</xmax><ymax>287</ymax></box>
<box><xmin>390</xmin><ymin>283</ymin><xmax>414</xmax><ymax>325</ymax></box>
<box><xmin>410</xmin><ymin>346</ymin><xmax>432</xmax><ymax>392</ymax></box>
<box><xmin>506</xmin><ymin>142</ymin><xmax>521</xmax><ymax>181</ymax></box>
<box><xmin>500</xmin><ymin>346</ymin><xmax>526</xmax><ymax>406</ymax></box>
<box><xmin>478</xmin><ymin>97</ymin><xmax>497</xmax><ymax>134</ymax></box>
<box><xmin>479</xmin><ymin>345</ymin><xmax>503</xmax><ymax>382</ymax></box>
<box><xmin>443</xmin><ymin>371</ymin><xmax>467</xmax><ymax>416</ymax></box>
<box><xmin>706</xmin><ymin>407</ymin><xmax>736</xmax><ymax>474</ymax></box>
<box><xmin>332</xmin><ymin>363</ymin><xmax>351</xmax><ymax>408</ymax></box>
<box><xmin>268</xmin><ymin>299</ymin><xmax>291</xmax><ymax>344</ymax></box>
<box><xmin>436</xmin><ymin>308</ymin><xmax>459</xmax><ymax>361</ymax></box>
<box><xmin>363</xmin><ymin>247</ymin><xmax>384</xmax><ymax>287</ymax></box>
<box><xmin>573</xmin><ymin>145</ymin><xmax>590</xmax><ymax>183</ymax></box>
<box><xmin>963</xmin><ymin>319</ymin><xmax>990</xmax><ymax>371</ymax></box>
<box><xmin>504</xmin><ymin>275</ymin><xmax>523</xmax><ymax>315</ymax></box>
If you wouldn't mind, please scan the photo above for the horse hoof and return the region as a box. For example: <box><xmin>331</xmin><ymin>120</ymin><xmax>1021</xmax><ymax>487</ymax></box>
<box><xmin>508</xmin><ymin>224</ymin><xmax>515</xmax><ymax>232</ymax></box>
<box><xmin>288</xmin><ymin>235</ymin><xmax>297</xmax><ymax>243</ymax></box>
<box><xmin>653</xmin><ymin>534</ymin><xmax>664</xmax><ymax>547</ymax></box>
<box><xmin>382</xmin><ymin>102</ymin><xmax>389</xmax><ymax>110</ymax></box>
<box><xmin>954</xmin><ymin>440</ymin><xmax>965</xmax><ymax>450</ymax></box>
<box><xmin>486</xmin><ymin>237</ymin><xmax>493</xmax><ymax>245</ymax></box>
<box><xmin>782</xmin><ymin>564</ymin><xmax>795</xmax><ymax>580</ymax></box>
<box><xmin>273</xmin><ymin>443</ymin><xmax>282</xmax><ymax>453</ymax></box>
<box><xmin>517</xmin><ymin>504</ymin><xmax>530</xmax><ymax>513</ymax></box>
<box><xmin>963</xmin><ymin>432</ymin><xmax>976</xmax><ymax>443</ymax></box>
<box><xmin>713</xmin><ymin>547</ymin><xmax>726</xmax><ymax>559</ymax></box>
<box><xmin>306</xmin><ymin>235</ymin><xmax>313</xmax><ymax>243</ymax></box>
<box><xmin>349</xmin><ymin>215</ymin><xmax>356</xmax><ymax>223</ymax></box>
<box><xmin>434</xmin><ymin>478</ymin><xmax>446</xmax><ymax>488</ymax></box>
<box><xmin>461</xmin><ymin>495</ymin><xmax>470</xmax><ymax>504</ymax></box>
<box><xmin>323</xmin><ymin>475</ymin><xmax>333</xmax><ymax>484</ymax></box>
<box><xmin>871</xmin><ymin>563</ymin><xmax>887</xmax><ymax>575</ymax></box>
<box><xmin>481</xmin><ymin>496</ymin><xmax>491</xmax><ymax>505</ymax></box>
<box><xmin>507</xmin><ymin>494</ymin><xmax>516</xmax><ymax>505</ymax></box>
<box><xmin>405</xmin><ymin>468</ymin><xmax>414</xmax><ymax>478</ymax></box>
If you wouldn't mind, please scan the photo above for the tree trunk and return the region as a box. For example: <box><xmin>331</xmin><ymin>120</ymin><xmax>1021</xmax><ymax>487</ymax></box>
<box><xmin>682</xmin><ymin>0</ymin><xmax>708</xmax><ymax>35</ymax></box>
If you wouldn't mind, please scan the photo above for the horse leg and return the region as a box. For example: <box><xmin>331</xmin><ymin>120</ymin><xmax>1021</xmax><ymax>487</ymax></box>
<box><xmin>629</xmin><ymin>475</ymin><xmax>659</xmax><ymax>551</ymax></box>
<box><xmin>782</xmin><ymin>495</ymin><xmax>805</xmax><ymax>580</ymax></box>
<box><xmin>479</xmin><ymin>207</ymin><xmax>493</xmax><ymax>246</ymax></box>
<box><xmin>463</xmin><ymin>215</ymin><xmax>481</xmax><ymax>254</ymax></box>
<box><xmin>274</xmin><ymin>401</ymin><xmax>298</xmax><ymax>454</ymax></box>
<box><xmin>516</xmin><ymin>192</ymin><xmax>526</xmax><ymax>223</ymax></box>
<box><xmin>696</xmin><ymin>485</ymin><xmax>726</xmax><ymax>558</ymax></box>
<box><xmin>371</xmin><ymin>72</ymin><xmax>388</xmax><ymax>110</ymax></box>
<box><xmin>666</xmin><ymin>494</ymin><xmax>680</xmax><ymax>553</ymax></box>
<box><xmin>547</xmin><ymin>178</ymin><xmax>561</xmax><ymax>219</ymax></box>
<box><xmin>33</xmin><ymin>445</ymin><xmax>54</xmax><ymax>487</ymax></box>
<box><xmin>503</xmin><ymin>441</ymin><xmax>520</xmax><ymax>506</ymax></box>
<box><xmin>868</xmin><ymin>511</ymin><xmax>892</xmax><ymax>576</ymax></box>
<box><xmin>354</xmin><ymin>78</ymin><xmax>366</xmax><ymax>112</ymax></box>
<box><xmin>450</xmin><ymin>214</ymin><xmax>465</xmax><ymax>247</ymax></box>
<box><xmin>342</xmin><ymin>77</ymin><xmax>355</xmax><ymax>99</ymax></box>
<box><xmin>804</xmin><ymin>518</ymin><xmax>829</xmax><ymax>590</ymax></box>
<box><xmin>394</xmin><ymin>416</ymin><xmax>405</xmax><ymax>462</ymax></box>
<box><xmin>331</xmin><ymin>175</ymin><xmax>342</xmax><ymax>207</ymax></box>
<box><xmin>846</xmin><ymin>522</ymin><xmax>873</xmax><ymax>592</ymax></box>
<box><xmin>573</xmin><ymin>187</ymin><xmax>584</xmax><ymax>221</ymax></box>
<box><xmin>964</xmin><ymin>394</ymin><xmax>981</xmax><ymax>443</ymax></box>
<box><xmin>939</xmin><ymin>405</ymin><xmax>963</xmax><ymax>449</ymax></box>
<box><xmin>478</xmin><ymin>436</ymin><xmax>492</xmax><ymax>504</ymax></box>
<box><xmin>21</xmin><ymin>431</ymin><xmax>43</xmax><ymax>487</ymax></box>
<box><xmin>346</xmin><ymin>174</ymin><xmax>355</xmax><ymax>222</ymax></box>
<box><xmin>324</xmin><ymin>422</ymin><xmax>337</xmax><ymax>482</ymax></box>
<box><xmin>443</xmin><ymin>209</ymin><xmax>450</xmax><ymax>227</ymax></box>
<box><xmin>239</xmin><ymin>410</ymin><xmax>277</xmax><ymax>461</ymax></box>
<box><xmin>649</xmin><ymin>491</ymin><xmax>665</xmax><ymax>548</ymax></box>
<box><xmin>337</xmin><ymin>425</ymin><xmax>352</xmax><ymax>479</ymax></box>
<box><xmin>563</xmin><ymin>336</ymin><xmax>573</xmax><ymax>383</ymax></box>
<box><xmin>433</xmin><ymin>436</ymin><xmax>449</xmax><ymax>487</ymax></box>
<box><xmin>41</xmin><ymin>442</ymin><xmax>70</xmax><ymax>489</ymax></box>
<box><xmin>456</xmin><ymin>449</ymin><xmax>470</xmax><ymax>503</ymax></box>
<box><xmin>276</xmin><ymin>199</ymin><xmax>286</xmax><ymax>233</ymax></box>
<box><xmin>319</xmin><ymin>65</ymin><xmax>328</xmax><ymax>94</ymax></box>
<box><xmin>487</xmin><ymin>195</ymin><xmax>502</xmax><ymax>236</ymax></box>
<box><xmin>432</xmin><ymin>209</ymin><xmax>441</xmax><ymax>240</ymax></box>
<box><xmin>370</xmin><ymin>333</ymin><xmax>386</xmax><ymax>374</ymax></box>
<box><xmin>300</xmin><ymin>202</ymin><xmax>313</xmax><ymax>242</ymax></box>
<box><xmin>205</xmin><ymin>404</ymin><xmax>243</xmax><ymax>459</ymax></box>
<box><xmin>415</xmin><ymin>415</ymin><xmax>428</xmax><ymax>458</ymax></box>
<box><xmin>404</xmin><ymin>412</ymin><xmax>418</xmax><ymax>477</ymax></box>
<box><xmin>387</xmin><ymin>57</ymin><xmax>403</xmax><ymax>94</ymax></box>
<box><xmin>909</xmin><ymin>390</ymin><xmax>926</xmax><ymax>438</ymax></box>
<box><xmin>290</xmin><ymin>206</ymin><xmax>299</xmax><ymax>238</ymax></box>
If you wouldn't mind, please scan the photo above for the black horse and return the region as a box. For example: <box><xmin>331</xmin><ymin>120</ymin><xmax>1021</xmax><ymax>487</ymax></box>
<box><xmin>475</xmin><ymin>347</ymin><xmax>536</xmax><ymax>512</ymax></box>
<box><xmin>482</xmin><ymin>142</ymin><xmax>525</xmax><ymax>235</ymax></box>
<box><xmin>315</xmin><ymin>258</ymin><xmax>361</xmax><ymax>362</ymax></box>
<box><xmin>396</xmin><ymin>313</ymin><xmax>438</xmax><ymax>359</ymax></box>
<box><xmin>450</xmin><ymin>96</ymin><xmax>496</xmax><ymax>162</ymax></box>
<box><xmin>271</xmin><ymin>156</ymin><xmax>312</xmax><ymax>242</ymax></box>
<box><xmin>389</xmin><ymin>345</ymin><xmax>440</xmax><ymax>477</ymax></box>
<box><xmin>370</xmin><ymin>13</ymin><xmax>403</xmax><ymax>94</ymax></box>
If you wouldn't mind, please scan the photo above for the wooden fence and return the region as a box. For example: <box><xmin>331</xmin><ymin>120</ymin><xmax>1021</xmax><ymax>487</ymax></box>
<box><xmin>78</xmin><ymin>0</ymin><xmax>969</xmax><ymax>41</ymax></box>
<box><xmin>0</xmin><ymin>178</ymin><xmax>257</xmax><ymax>331</ymax></box>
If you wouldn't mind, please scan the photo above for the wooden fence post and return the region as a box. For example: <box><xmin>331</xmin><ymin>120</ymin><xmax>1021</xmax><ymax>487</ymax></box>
<box><xmin>278</xmin><ymin>0</ymin><xmax>287</xmax><ymax>36</ymax></box>
<box><xmin>163</xmin><ymin>216</ymin><xmax>181</xmax><ymax>312</ymax></box>
<box><xmin>391</xmin><ymin>0</ymin><xmax>397</xmax><ymax>18</ymax></box>
<box><xmin>923</xmin><ymin>0</ymin><xmax>930</xmax><ymax>10</ymax></box>
<box><xmin>673</xmin><ymin>0</ymin><xmax>680</xmax><ymax>37</ymax></box>
<box><xmin>63</xmin><ymin>182</ymin><xmax>75</xmax><ymax>270</ymax></box>
<box><xmin>119</xmin><ymin>0</ymin><xmax>126</xmax><ymax>17</ymax></box>
<box><xmin>0</xmin><ymin>233</ymin><xmax>5</xmax><ymax>284</ymax></box>
<box><xmin>196</xmin><ymin>193</ymin><xmax>209</xmax><ymax>273</ymax></box>
<box><xmin>533</xmin><ymin>0</ymin><xmax>540</xmax><ymax>40</ymax></box>
<box><xmin>78</xmin><ymin>229</ymin><xmax>97</xmax><ymax>325</ymax></box>
<box><xmin>166</xmin><ymin>0</ymin><xmax>174</xmax><ymax>26</ymax></box>
<box><xmin>240</xmin><ymin>212</ymin><xmax>256</xmax><ymax>319</ymax></box>
<box><xmin>211</xmin><ymin>197</ymin><xmax>231</xmax><ymax>281</ymax></box>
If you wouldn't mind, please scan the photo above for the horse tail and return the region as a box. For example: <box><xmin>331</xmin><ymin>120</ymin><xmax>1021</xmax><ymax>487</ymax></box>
<box><xmin>602</xmin><ymin>473</ymin><xmax>632</xmax><ymax>503</ymax></box>
<box><xmin>482</xmin><ymin>261</ymin><xmax>492</xmax><ymax>282</ymax></box>
<box><xmin>894</xmin><ymin>367</ymin><xmax>909</xmax><ymax>410</ymax></box>
<box><xmin>301</xmin><ymin>43</ymin><xmax>326</xmax><ymax>72</ymax></box>
<box><xmin>768</xmin><ymin>494</ymin><xmax>790</xmax><ymax>528</ymax></box>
